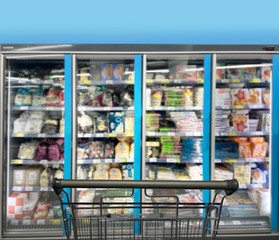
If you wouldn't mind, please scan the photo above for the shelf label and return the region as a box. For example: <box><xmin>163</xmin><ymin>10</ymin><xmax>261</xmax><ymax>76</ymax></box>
<box><xmin>40</xmin><ymin>160</ymin><xmax>48</xmax><ymax>165</ymax></box>
<box><xmin>115</xmin><ymin>158</ymin><xmax>122</xmax><ymax>163</ymax></box>
<box><xmin>231</xmin><ymin>79</ymin><xmax>240</xmax><ymax>83</ymax></box>
<box><xmin>174</xmin><ymin>79</ymin><xmax>182</xmax><ymax>83</ymax></box>
<box><xmin>234</xmin><ymin>105</ymin><xmax>244</xmax><ymax>109</ymax></box>
<box><xmin>232</xmin><ymin>221</ymin><xmax>241</xmax><ymax>225</ymax></box>
<box><xmin>40</xmin><ymin>187</ymin><xmax>49</xmax><ymax>191</ymax></box>
<box><xmin>96</xmin><ymin>133</ymin><xmax>104</xmax><ymax>137</ymax></box>
<box><xmin>228</xmin><ymin>132</ymin><xmax>236</xmax><ymax>136</ymax></box>
<box><xmin>12</xmin><ymin>159</ymin><xmax>23</xmax><ymax>164</ymax></box>
<box><xmin>221</xmin><ymin>79</ymin><xmax>229</xmax><ymax>83</ymax></box>
<box><xmin>23</xmin><ymin>220</ymin><xmax>31</xmax><ymax>225</ymax></box>
<box><xmin>52</xmin><ymin>164</ymin><xmax>60</xmax><ymax>169</ymax></box>
<box><xmin>147</xmin><ymin>132</ymin><xmax>155</xmax><ymax>136</ymax></box>
<box><xmin>249</xmin><ymin>78</ymin><xmax>261</xmax><ymax>83</ymax></box>
<box><xmin>106</xmin><ymin>80</ymin><xmax>113</xmax><ymax>84</ymax></box>
<box><xmin>94</xmin><ymin>159</ymin><xmax>101</xmax><ymax>163</ymax></box>
<box><xmin>108</xmin><ymin>133</ymin><xmax>117</xmax><ymax>137</ymax></box>
<box><xmin>13</xmin><ymin>187</ymin><xmax>21</xmax><ymax>191</ymax></box>
<box><xmin>83</xmin><ymin>134</ymin><xmax>91</xmax><ymax>138</ymax></box>
<box><xmin>37</xmin><ymin>219</ymin><xmax>45</xmax><ymax>225</ymax></box>
<box><xmin>149</xmin><ymin>158</ymin><xmax>157</xmax><ymax>162</ymax></box>
<box><xmin>121</xmin><ymin>158</ymin><xmax>126</xmax><ymax>162</ymax></box>
<box><xmin>126</xmin><ymin>80</ymin><xmax>134</xmax><ymax>84</ymax></box>
<box><xmin>105</xmin><ymin>159</ymin><xmax>112</xmax><ymax>163</ymax></box>
<box><xmin>146</xmin><ymin>79</ymin><xmax>153</xmax><ymax>84</ymax></box>
<box><xmin>50</xmin><ymin>219</ymin><xmax>61</xmax><ymax>225</ymax></box>
<box><xmin>13</xmin><ymin>133</ymin><xmax>24</xmax><ymax>137</ymax></box>
<box><xmin>125</xmin><ymin>133</ymin><xmax>134</xmax><ymax>137</ymax></box>
<box><xmin>26</xmin><ymin>187</ymin><xmax>33</xmax><ymax>191</ymax></box>
<box><xmin>167</xmin><ymin>159</ymin><xmax>177</xmax><ymax>163</ymax></box>
<box><xmin>10</xmin><ymin>220</ymin><xmax>18</xmax><ymax>225</ymax></box>
<box><xmin>160</xmin><ymin>79</ymin><xmax>170</xmax><ymax>84</ymax></box>
<box><xmin>80</xmin><ymin>80</ymin><xmax>91</xmax><ymax>85</ymax></box>
<box><xmin>38</xmin><ymin>134</ymin><xmax>46</xmax><ymax>138</ymax></box>
<box><xmin>197</xmin><ymin>79</ymin><xmax>204</xmax><ymax>84</ymax></box>
<box><xmin>103</xmin><ymin>107</ymin><xmax>111</xmax><ymax>111</ymax></box>
<box><xmin>225</xmin><ymin>159</ymin><xmax>237</xmax><ymax>163</ymax></box>
<box><xmin>167</xmin><ymin>132</ymin><xmax>175</xmax><ymax>136</ymax></box>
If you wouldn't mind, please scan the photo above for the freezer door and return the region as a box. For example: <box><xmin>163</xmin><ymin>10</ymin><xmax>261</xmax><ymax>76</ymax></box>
<box><xmin>1</xmin><ymin>54</ymin><xmax>66</xmax><ymax>237</ymax></box>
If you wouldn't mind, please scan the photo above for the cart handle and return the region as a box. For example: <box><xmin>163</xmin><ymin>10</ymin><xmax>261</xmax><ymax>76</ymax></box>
<box><xmin>52</xmin><ymin>179</ymin><xmax>238</xmax><ymax>196</ymax></box>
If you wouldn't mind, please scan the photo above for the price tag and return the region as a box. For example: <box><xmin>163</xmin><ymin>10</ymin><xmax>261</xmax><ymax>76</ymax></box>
<box><xmin>50</xmin><ymin>219</ymin><xmax>61</xmax><ymax>225</ymax></box>
<box><xmin>84</xmin><ymin>134</ymin><xmax>91</xmax><ymax>138</ymax></box>
<box><xmin>125</xmin><ymin>133</ymin><xmax>134</xmax><ymax>137</ymax></box>
<box><xmin>231</xmin><ymin>79</ymin><xmax>240</xmax><ymax>83</ymax></box>
<box><xmin>127</xmin><ymin>158</ymin><xmax>133</xmax><ymax>162</ymax></box>
<box><xmin>219</xmin><ymin>221</ymin><xmax>225</xmax><ymax>226</ymax></box>
<box><xmin>265</xmin><ymin>157</ymin><xmax>269</xmax><ymax>161</ymax></box>
<box><xmin>14</xmin><ymin>133</ymin><xmax>24</xmax><ymax>137</ymax></box>
<box><xmin>126</xmin><ymin>80</ymin><xmax>134</xmax><ymax>84</ymax></box>
<box><xmin>161</xmin><ymin>79</ymin><xmax>170</xmax><ymax>84</ymax></box>
<box><xmin>228</xmin><ymin>132</ymin><xmax>236</xmax><ymax>136</ymax></box>
<box><xmin>167</xmin><ymin>133</ymin><xmax>175</xmax><ymax>136</ymax></box>
<box><xmin>23</xmin><ymin>220</ymin><xmax>31</xmax><ymax>225</ymax></box>
<box><xmin>108</xmin><ymin>133</ymin><xmax>117</xmax><ymax>137</ymax></box>
<box><xmin>37</xmin><ymin>219</ymin><xmax>45</xmax><ymax>225</ymax></box>
<box><xmin>38</xmin><ymin>134</ymin><xmax>46</xmax><ymax>138</ymax></box>
<box><xmin>115</xmin><ymin>159</ymin><xmax>122</xmax><ymax>163</ymax></box>
<box><xmin>12</xmin><ymin>159</ymin><xmax>23</xmax><ymax>164</ymax></box>
<box><xmin>185</xmin><ymin>132</ymin><xmax>190</xmax><ymax>137</ymax></box>
<box><xmin>232</xmin><ymin>221</ymin><xmax>241</xmax><ymax>225</ymax></box>
<box><xmin>121</xmin><ymin>158</ymin><xmax>126</xmax><ymax>162</ymax></box>
<box><xmin>147</xmin><ymin>132</ymin><xmax>155</xmax><ymax>136</ymax></box>
<box><xmin>26</xmin><ymin>187</ymin><xmax>33</xmax><ymax>191</ymax></box>
<box><xmin>197</xmin><ymin>79</ymin><xmax>204</xmax><ymax>84</ymax></box>
<box><xmin>174</xmin><ymin>79</ymin><xmax>182</xmax><ymax>84</ymax></box>
<box><xmin>234</xmin><ymin>105</ymin><xmax>244</xmax><ymax>109</ymax></box>
<box><xmin>249</xmin><ymin>78</ymin><xmax>261</xmax><ymax>83</ymax></box>
<box><xmin>149</xmin><ymin>158</ymin><xmax>157</xmax><ymax>162</ymax></box>
<box><xmin>10</xmin><ymin>220</ymin><xmax>18</xmax><ymax>225</ymax></box>
<box><xmin>239</xmin><ymin>184</ymin><xmax>245</xmax><ymax>189</ymax></box>
<box><xmin>106</xmin><ymin>80</ymin><xmax>113</xmax><ymax>84</ymax></box>
<box><xmin>103</xmin><ymin>107</ymin><xmax>111</xmax><ymax>111</ymax></box>
<box><xmin>94</xmin><ymin>159</ymin><xmax>101</xmax><ymax>163</ymax></box>
<box><xmin>105</xmin><ymin>159</ymin><xmax>112</xmax><ymax>163</ymax></box>
<box><xmin>221</xmin><ymin>79</ymin><xmax>229</xmax><ymax>83</ymax></box>
<box><xmin>226</xmin><ymin>159</ymin><xmax>237</xmax><ymax>163</ymax></box>
<box><xmin>167</xmin><ymin>159</ymin><xmax>177</xmax><ymax>163</ymax></box>
<box><xmin>81</xmin><ymin>80</ymin><xmax>91</xmax><ymax>85</ymax></box>
<box><xmin>18</xmin><ymin>79</ymin><xmax>26</xmax><ymax>84</ymax></box>
<box><xmin>41</xmin><ymin>187</ymin><xmax>49</xmax><ymax>191</ymax></box>
<box><xmin>13</xmin><ymin>187</ymin><xmax>21</xmax><ymax>191</ymax></box>
<box><xmin>40</xmin><ymin>160</ymin><xmax>48</xmax><ymax>165</ymax></box>
<box><xmin>95</xmin><ymin>133</ymin><xmax>103</xmax><ymax>137</ymax></box>
<box><xmin>44</xmin><ymin>80</ymin><xmax>53</xmax><ymax>84</ymax></box>
<box><xmin>146</xmin><ymin>79</ymin><xmax>153</xmax><ymax>84</ymax></box>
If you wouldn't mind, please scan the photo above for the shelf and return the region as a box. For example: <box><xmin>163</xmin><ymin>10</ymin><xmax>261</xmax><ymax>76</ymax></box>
<box><xmin>146</xmin><ymin>158</ymin><xmax>203</xmax><ymax>163</ymax></box>
<box><xmin>12</xmin><ymin>186</ymin><xmax>53</xmax><ymax>192</ymax></box>
<box><xmin>78</xmin><ymin>106</ymin><xmax>134</xmax><ymax>111</ymax></box>
<box><xmin>78</xmin><ymin>133</ymin><xmax>134</xmax><ymax>138</ymax></box>
<box><xmin>77</xmin><ymin>187</ymin><xmax>123</xmax><ymax>191</ymax></box>
<box><xmin>78</xmin><ymin>80</ymin><xmax>134</xmax><ymax>86</ymax></box>
<box><xmin>12</xmin><ymin>133</ymin><xmax>64</xmax><ymax>138</ymax></box>
<box><xmin>12</xmin><ymin>106</ymin><xmax>64</xmax><ymax>111</ymax></box>
<box><xmin>6</xmin><ymin>77</ymin><xmax>64</xmax><ymax>87</ymax></box>
<box><xmin>11</xmin><ymin>159</ymin><xmax>64</xmax><ymax>165</ymax></box>
<box><xmin>9</xmin><ymin>219</ymin><xmax>62</xmax><ymax>226</ymax></box>
<box><xmin>215</xmin><ymin>131</ymin><xmax>269</xmax><ymax>137</ymax></box>
<box><xmin>216</xmin><ymin>105</ymin><xmax>270</xmax><ymax>110</ymax></box>
<box><xmin>146</xmin><ymin>132</ymin><xmax>203</xmax><ymax>137</ymax></box>
<box><xmin>216</xmin><ymin>79</ymin><xmax>270</xmax><ymax>84</ymax></box>
<box><xmin>146</xmin><ymin>106</ymin><xmax>203</xmax><ymax>111</ymax></box>
<box><xmin>146</xmin><ymin>79</ymin><xmax>204</xmax><ymax>85</ymax></box>
<box><xmin>238</xmin><ymin>183</ymin><xmax>268</xmax><ymax>189</ymax></box>
<box><xmin>78</xmin><ymin>158</ymin><xmax>133</xmax><ymax>164</ymax></box>
<box><xmin>215</xmin><ymin>158</ymin><xmax>269</xmax><ymax>163</ymax></box>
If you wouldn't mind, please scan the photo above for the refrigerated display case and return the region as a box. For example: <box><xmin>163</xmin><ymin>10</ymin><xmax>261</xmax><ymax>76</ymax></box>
<box><xmin>211</xmin><ymin>55</ymin><xmax>273</xmax><ymax>233</ymax></box>
<box><xmin>2</xmin><ymin>55</ymin><xmax>65</xmax><ymax>237</ymax></box>
<box><xmin>0</xmin><ymin>45</ymin><xmax>278</xmax><ymax>240</ymax></box>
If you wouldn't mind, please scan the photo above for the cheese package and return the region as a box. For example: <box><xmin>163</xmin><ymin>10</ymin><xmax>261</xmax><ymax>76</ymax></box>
<box><xmin>13</xmin><ymin>166</ymin><xmax>28</xmax><ymax>186</ymax></box>
<box><xmin>234</xmin><ymin>164</ymin><xmax>251</xmax><ymax>185</ymax></box>
<box><xmin>109</xmin><ymin>168</ymin><xmax>122</xmax><ymax>180</ymax></box>
<box><xmin>231</xmin><ymin>89</ymin><xmax>249</xmax><ymax>106</ymax></box>
<box><xmin>232</xmin><ymin>115</ymin><xmax>249</xmax><ymax>132</ymax></box>
<box><xmin>239</xmin><ymin>142</ymin><xmax>252</xmax><ymax>158</ymax></box>
<box><xmin>26</xmin><ymin>167</ymin><xmax>41</xmax><ymax>186</ymax></box>
<box><xmin>248</xmin><ymin>88</ymin><xmax>263</xmax><ymax>105</ymax></box>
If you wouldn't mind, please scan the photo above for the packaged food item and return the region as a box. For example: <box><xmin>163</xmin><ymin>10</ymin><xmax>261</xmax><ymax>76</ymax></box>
<box><xmin>8</xmin><ymin>192</ymin><xmax>29</xmax><ymax>220</ymax></box>
<box><xmin>59</xmin><ymin>90</ymin><xmax>64</xmax><ymax>107</ymax></box>
<box><xmin>216</xmin><ymin>88</ymin><xmax>231</xmax><ymax>107</ymax></box>
<box><xmin>129</xmin><ymin>142</ymin><xmax>134</xmax><ymax>159</ymax></box>
<box><xmin>184</xmin><ymin>87</ymin><xmax>193</xmax><ymax>107</ymax></box>
<box><xmin>42</xmin><ymin>119</ymin><xmax>58</xmax><ymax>134</ymax></box>
<box><xmin>13</xmin><ymin>166</ymin><xmax>28</xmax><ymax>186</ymax></box>
<box><xmin>145</xmin><ymin>165</ymin><xmax>156</xmax><ymax>180</ymax></box>
<box><xmin>109</xmin><ymin>112</ymin><xmax>124</xmax><ymax>133</ymax></box>
<box><xmin>146</xmin><ymin>88</ymin><xmax>151</xmax><ymax>107</ymax></box>
<box><xmin>24</xmin><ymin>118</ymin><xmax>44</xmax><ymax>134</ymax></box>
<box><xmin>59</xmin><ymin>117</ymin><xmax>64</xmax><ymax>133</ymax></box>
<box><xmin>45</xmin><ymin>88</ymin><xmax>61</xmax><ymax>106</ymax></box>
<box><xmin>124</xmin><ymin>117</ymin><xmax>134</xmax><ymax>134</ymax></box>
<box><xmin>54</xmin><ymin>169</ymin><xmax>63</xmax><ymax>179</ymax></box>
<box><xmin>157</xmin><ymin>166</ymin><xmax>175</xmax><ymax>180</ymax></box>
<box><xmin>26</xmin><ymin>167</ymin><xmax>41</xmax><ymax>186</ymax></box>
<box><xmin>233</xmin><ymin>137</ymin><xmax>248</xmax><ymax>143</ymax></box>
<box><xmin>197</xmin><ymin>66</ymin><xmax>204</xmax><ymax>80</ymax></box>
<box><xmin>227</xmin><ymin>68</ymin><xmax>242</xmax><ymax>79</ymax></box>
<box><xmin>18</xmin><ymin>141</ymin><xmax>39</xmax><ymax>160</ymax></box>
<box><xmin>231</xmin><ymin>89</ymin><xmax>249</xmax><ymax>106</ymax></box>
<box><xmin>262</xmin><ymin>89</ymin><xmax>270</xmax><ymax>105</ymax></box>
<box><xmin>120</xmin><ymin>90</ymin><xmax>134</xmax><ymax>106</ymax></box>
<box><xmin>215</xmin><ymin>142</ymin><xmax>239</xmax><ymax>159</ymax></box>
<box><xmin>94</xmin><ymin>113</ymin><xmax>108</xmax><ymax>133</ymax></box>
<box><xmin>40</xmin><ymin>167</ymin><xmax>51</xmax><ymax>187</ymax></box>
<box><xmin>13</xmin><ymin>117</ymin><xmax>28</xmax><ymax>135</ymax></box>
<box><xmin>33</xmin><ymin>194</ymin><xmax>51</xmax><ymax>219</ymax></box>
<box><xmin>104</xmin><ymin>142</ymin><xmax>114</xmax><ymax>158</ymax></box>
<box><xmin>109</xmin><ymin>167</ymin><xmax>122</xmax><ymax>180</ymax></box>
<box><xmin>48</xmin><ymin>143</ymin><xmax>60</xmax><ymax>161</ymax></box>
<box><xmin>216</xmin><ymin>68</ymin><xmax>225</xmax><ymax>80</ymax></box>
<box><xmin>251</xmin><ymin>163</ymin><xmax>268</xmax><ymax>184</ymax></box>
<box><xmin>252</xmin><ymin>142</ymin><xmax>268</xmax><ymax>158</ymax></box>
<box><xmin>94</xmin><ymin>168</ymin><xmax>109</xmax><ymax>180</ymax></box>
<box><xmin>232</xmin><ymin>115</ymin><xmax>249</xmax><ymax>132</ymax></box>
<box><xmin>35</xmin><ymin>143</ymin><xmax>48</xmax><ymax>161</ymax></box>
<box><xmin>14</xmin><ymin>88</ymin><xmax>32</xmax><ymax>106</ymax></box>
<box><xmin>234</xmin><ymin>164</ymin><xmax>251</xmax><ymax>184</ymax></box>
<box><xmin>78</xmin><ymin>112</ymin><xmax>94</xmax><ymax>133</ymax></box>
<box><xmin>239</xmin><ymin>142</ymin><xmax>252</xmax><ymax>158</ymax></box>
<box><xmin>262</xmin><ymin>113</ymin><xmax>270</xmax><ymax>132</ymax></box>
<box><xmin>122</xmin><ymin>164</ymin><xmax>133</xmax><ymax>180</ymax></box>
<box><xmin>101</xmin><ymin>64</ymin><xmax>112</xmax><ymax>80</ymax></box>
<box><xmin>115</xmin><ymin>139</ymin><xmax>130</xmax><ymax>159</ymax></box>
<box><xmin>77</xmin><ymin>191</ymin><xmax>95</xmax><ymax>217</ymax></box>
<box><xmin>175</xmin><ymin>65</ymin><xmax>197</xmax><ymax>80</ymax></box>
<box><xmin>47</xmin><ymin>202</ymin><xmax>62</xmax><ymax>219</ymax></box>
<box><xmin>262</xmin><ymin>66</ymin><xmax>271</xmax><ymax>81</ymax></box>
<box><xmin>87</xmin><ymin>166</ymin><xmax>94</xmax><ymax>180</ymax></box>
<box><xmin>102</xmin><ymin>91</ymin><xmax>113</xmax><ymax>107</ymax></box>
<box><xmin>249</xmin><ymin>137</ymin><xmax>265</xmax><ymax>143</ymax></box>
<box><xmin>89</xmin><ymin>141</ymin><xmax>104</xmax><ymax>158</ymax></box>
<box><xmin>243</xmin><ymin>67</ymin><xmax>258</xmax><ymax>79</ymax></box>
<box><xmin>32</xmin><ymin>87</ymin><xmax>46</xmax><ymax>106</ymax></box>
<box><xmin>151</xmin><ymin>89</ymin><xmax>163</xmax><ymax>107</ymax></box>
<box><xmin>80</xmin><ymin>67</ymin><xmax>90</xmax><ymax>85</ymax></box>
<box><xmin>113</xmin><ymin>64</ymin><xmax>124</xmax><ymax>81</ymax></box>
<box><xmin>23</xmin><ymin>197</ymin><xmax>38</xmax><ymax>219</ymax></box>
<box><xmin>146</xmin><ymin>141</ymin><xmax>160</xmax><ymax>158</ymax></box>
<box><xmin>248</xmin><ymin>88</ymin><xmax>262</xmax><ymax>105</ymax></box>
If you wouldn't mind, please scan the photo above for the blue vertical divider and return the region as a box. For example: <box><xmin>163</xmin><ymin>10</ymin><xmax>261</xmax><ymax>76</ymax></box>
<box><xmin>203</xmin><ymin>55</ymin><xmax>211</xmax><ymax>203</ymax></box>
<box><xmin>271</xmin><ymin>55</ymin><xmax>279</xmax><ymax>232</ymax></box>
<box><xmin>63</xmin><ymin>55</ymin><xmax>72</xmax><ymax>234</ymax></box>
<box><xmin>134</xmin><ymin>55</ymin><xmax>142</xmax><ymax>234</ymax></box>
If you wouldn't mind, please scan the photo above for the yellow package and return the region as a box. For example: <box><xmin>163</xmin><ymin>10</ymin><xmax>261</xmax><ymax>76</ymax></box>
<box><xmin>234</xmin><ymin>164</ymin><xmax>251</xmax><ymax>184</ymax></box>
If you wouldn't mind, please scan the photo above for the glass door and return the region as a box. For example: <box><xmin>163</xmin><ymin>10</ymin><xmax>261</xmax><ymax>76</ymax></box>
<box><xmin>3</xmin><ymin>55</ymin><xmax>65</xmax><ymax>236</ymax></box>
<box><xmin>212</xmin><ymin>54</ymin><xmax>272</xmax><ymax>232</ymax></box>
<box><xmin>143</xmin><ymin>55</ymin><xmax>205</xmax><ymax>212</ymax></box>
<box><xmin>73</xmin><ymin>55</ymin><xmax>135</xmax><ymax>209</ymax></box>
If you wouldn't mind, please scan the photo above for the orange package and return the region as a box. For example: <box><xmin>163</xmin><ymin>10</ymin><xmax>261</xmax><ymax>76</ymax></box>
<box><xmin>249</xmin><ymin>137</ymin><xmax>265</xmax><ymax>143</ymax></box>
<box><xmin>252</xmin><ymin>142</ymin><xmax>268</xmax><ymax>158</ymax></box>
<box><xmin>232</xmin><ymin>115</ymin><xmax>249</xmax><ymax>132</ymax></box>
<box><xmin>239</xmin><ymin>142</ymin><xmax>252</xmax><ymax>158</ymax></box>
<box><xmin>233</xmin><ymin>137</ymin><xmax>248</xmax><ymax>143</ymax></box>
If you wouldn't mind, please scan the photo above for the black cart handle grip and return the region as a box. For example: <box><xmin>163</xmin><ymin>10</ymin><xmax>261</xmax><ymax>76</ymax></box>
<box><xmin>52</xmin><ymin>179</ymin><xmax>238</xmax><ymax>196</ymax></box>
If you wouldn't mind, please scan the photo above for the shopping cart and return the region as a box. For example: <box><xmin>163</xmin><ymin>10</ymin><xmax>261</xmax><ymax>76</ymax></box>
<box><xmin>53</xmin><ymin>179</ymin><xmax>238</xmax><ymax>240</ymax></box>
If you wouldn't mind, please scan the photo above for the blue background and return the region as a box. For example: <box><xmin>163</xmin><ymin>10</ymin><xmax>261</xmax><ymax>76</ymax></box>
<box><xmin>0</xmin><ymin>0</ymin><xmax>279</xmax><ymax>44</ymax></box>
